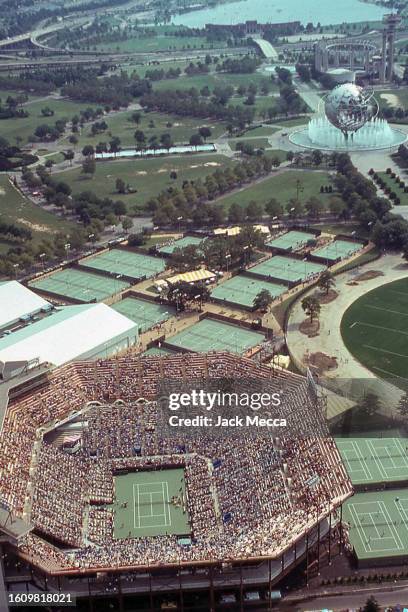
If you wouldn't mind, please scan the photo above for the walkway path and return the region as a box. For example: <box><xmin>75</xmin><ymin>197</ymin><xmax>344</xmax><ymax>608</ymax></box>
<box><xmin>286</xmin><ymin>252</ymin><xmax>408</xmax><ymax>407</ymax></box>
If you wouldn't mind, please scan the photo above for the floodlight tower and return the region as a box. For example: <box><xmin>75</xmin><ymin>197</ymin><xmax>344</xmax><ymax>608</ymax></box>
<box><xmin>381</xmin><ymin>13</ymin><xmax>402</xmax><ymax>83</ymax></box>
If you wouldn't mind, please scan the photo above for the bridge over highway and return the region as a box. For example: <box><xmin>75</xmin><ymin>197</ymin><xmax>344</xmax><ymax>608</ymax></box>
<box><xmin>252</xmin><ymin>38</ymin><xmax>278</xmax><ymax>60</ymax></box>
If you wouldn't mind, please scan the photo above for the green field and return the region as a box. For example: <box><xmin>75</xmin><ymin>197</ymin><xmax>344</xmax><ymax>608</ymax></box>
<box><xmin>377</xmin><ymin>171</ymin><xmax>408</xmax><ymax>205</ymax></box>
<box><xmin>344</xmin><ymin>489</ymin><xmax>408</xmax><ymax>561</ymax></box>
<box><xmin>0</xmin><ymin>98</ymin><xmax>98</xmax><ymax>145</ymax></box>
<box><xmin>73</xmin><ymin>110</ymin><xmax>227</xmax><ymax>149</ymax></box>
<box><xmin>336</xmin><ymin>437</ymin><xmax>408</xmax><ymax>486</ymax></box>
<box><xmin>95</xmin><ymin>33</ymin><xmax>225</xmax><ymax>53</ymax></box>
<box><xmin>217</xmin><ymin>170</ymin><xmax>332</xmax><ymax>210</ymax></box>
<box><xmin>166</xmin><ymin>318</ymin><xmax>265</xmax><ymax>354</ymax></box>
<box><xmin>341</xmin><ymin>278</ymin><xmax>408</xmax><ymax>382</ymax></box>
<box><xmin>229</xmin><ymin>137</ymin><xmax>270</xmax><ymax>151</ymax></box>
<box><xmin>111</xmin><ymin>469</ymin><xmax>190</xmax><ymax>539</ymax></box>
<box><xmin>112</xmin><ymin>297</ymin><xmax>175</xmax><ymax>332</ymax></box>
<box><xmin>60</xmin><ymin>154</ymin><xmax>233</xmax><ymax>211</ymax></box>
<box><xmin>0</xmin><ymin>175</ymin><xmax>74</xmax><ymax>244</ymax></box>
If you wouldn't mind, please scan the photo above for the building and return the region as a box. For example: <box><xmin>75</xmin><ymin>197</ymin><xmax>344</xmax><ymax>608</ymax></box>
<box><xmin>0</xmin><ymin>282</ymin><xmax>138</xmax><ymax>374</ymax></box>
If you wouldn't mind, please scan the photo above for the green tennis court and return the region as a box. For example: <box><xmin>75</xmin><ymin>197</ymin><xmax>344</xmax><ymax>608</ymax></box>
<box><xmin>112</xmin><ymin>297</ymin><xmax>175</xmax><ymax>332</ymax></box>
<box><xmin>249</xmin><ymin>255</ymin><xmax>326</xmax><ymax>283</ymax></box>
<box><xmin>112</xmin><ymin>469</ymin><xmax>190</xmax><ymax>539</ymax></box>
<box><xmin>336</xmin><ymin>438</ymin><xmax>408</xmax><ymax>486</ymax></box>
<box><xmin>312</xmin><ymin>239</ymin><xmax>364</xmax><ymax>262</ymax></box>
<box><xmin>211</xmin><ymin>275</ymin><xmax>286</xmax><ymax>309</ymax></box>
<box><xmin>166</xmin><ymin>318</ymin><xmax>264</xmax><ymax>354</ymax></box>
<box><xmin>142</xmin><ymin>346</ymin><xmax>176</xmax><ymax>357</ymax></box>
<box><xmin>344</xmin><ymin>489</ymin><xmax>408</xmax><ymax>560</ymax></box>
<box><xmin>158</xmin><ymin>236</ymin><xmax>204</xmax><ymax>256</ymax></box>
<box><xmin>80</xmin><ymin>249</ymin><xmax>165</xmax><ymax>280</ymax></box>
<box><xmin>266</xmin><ymin>230</ymin><xmax>317</xmax><ymax>252</ymax></box>
<box><xmin>29</xmin><ymin>268</ymin><xmax>130</xmax><ymax>302</ymax></box>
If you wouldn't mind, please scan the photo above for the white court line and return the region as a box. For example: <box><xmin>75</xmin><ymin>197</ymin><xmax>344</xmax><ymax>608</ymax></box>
<box><xmin>164</xmin><ymin>481</ymin><xmax>171</xmax><ymax>527</ymax></box>
<box><xmin>379</xmin><ymin>501</ymin><xmax>404</xmax><ymax>551</ymax></box>
<box><xmin>367</xmin><ymin>305</ymin><xmax>408</xmax><ymax>317</ymax></box>
<box><xmin>367</xmin><ymin>439</ymin><xmax>387</xmax><ymax>480</ymax></box>
<box><xmin>351</xmin><ymin>440</ymin><xmax>372</xmax><ymax>481</ymax></box>
<box><xmin>354</xmin><ymin>322</ymin><xmax>408</xmax><ymax>337</ymax></box>
<box><xmin>363</xmin><ymin>345</ymin><xmax>408</xmax><ymax>359</ymax></box>
<box><xmin>394</xmin><ymin>498</ymin><xmax>408</xmax><ymax>537</ymax></box>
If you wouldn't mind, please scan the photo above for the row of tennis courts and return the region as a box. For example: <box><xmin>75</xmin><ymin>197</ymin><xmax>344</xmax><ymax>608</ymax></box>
<box><xmin>266</xmin><ymin>230</ymin><xmax>364</xmax><ymax>262</ymax></box>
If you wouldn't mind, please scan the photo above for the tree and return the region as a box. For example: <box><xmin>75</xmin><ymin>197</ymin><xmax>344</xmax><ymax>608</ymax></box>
<box><xmin>64</xmin><ymin>149</ymin><xmax>75</xmax><ymax>166</ymax></box>
<box><xmin>116</xmin><ymin>178</ymin><xmax>126</xmax><ymax>194</ymax></box>
<box><xmin>190</xmin><ymin>133</ymin><xmax>203</xmax><ymax>149</ymax></box>
<box><xmin>362</xmin><ymin>596</ymin><xmax>380</xmax><ymax>612</ymax></box>
<box><xmin>397</xmin><ymin>392</ymin><xmax>408</xmax><ymax>421</ymax></box>
<box><xmin>318</xmin><ymin>270</ymin><xmax>335</xmax><ymax>294</ymax></box>
<box><xmin>246</xmin><ymin>200</ymin><xmax>264</xmax><ymax>221</ymax></box>
<box><xmin>253</xmin><ymin>289</ymin><xmax>273</xmax><ymax>312</ymax></box>
<box><xmin>301</xmin><ymin>296</ymin><xmax>321</xmax><ymax>323</ymax></box>
<box><xmin>228</xmin><ymin>202</ymin><xmax>245</xmax><ymax>223</ymax></box>
<box><xmin>199</xmin><ymin>127</ymin><xmax>212</xmax><ymax>141</ymax></box>
<box><xmin>305</xmin><ymin>196</ymin><xmax>324</xmax><ymax>219</ymax></box>
<box><xmin>265</xmin><ymin>198</ymin><xmax>283</xmax><ymax>219</ymax></box>
<box><xmin>82</xmin><ymin>158</ymin><xmax>96</xmax><ymax>178</ymax></box>
<box><xmin>358</xmin><ymin>393</ymin><xmax>381</xmax><ymax>418</ymax></box>
<box><xmin>82</xmin><ymin>145</ymin><xmax>94</xmax><ymax>158</ymax></box>
<box><xmin>122</xmin><ymin>217</ymin><xmax>133</xmax><ymax>233</ymax></box>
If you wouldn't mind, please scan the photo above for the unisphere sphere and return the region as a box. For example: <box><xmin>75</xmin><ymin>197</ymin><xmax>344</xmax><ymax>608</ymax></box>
<box><xmin>324</xmin><ymin>83</ymin><xmax>378</xmax><ymax>136</ymax></box>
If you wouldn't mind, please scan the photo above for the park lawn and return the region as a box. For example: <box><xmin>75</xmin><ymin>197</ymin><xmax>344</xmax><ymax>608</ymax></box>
<box><xmin>0</xmin><ymin>174</ymin><xmax>75</xmax><ymax>243</ymax></box>
<box><xmin>242</xmin><ymin>125</ymin><xmax>280</xmax><ymax>137</ymax></box>
<box><xmin>217</xmin><ymin>169</ymin><xmax>333</xmax><ymax>210</ymax></box>
<box><xmin>272</xmin><ymin>117</ymin><xmax>309</xmax><ymax>127</ymax></box>
<box><xmin>229</xmin><ymin>137</ymin><xmax>270</xmax><ymax>150</ymax></box>
<box><xmin>152</xmin><ymin>71</ymin><xmax>278</xmax><ymax>95</ymax></box>
<box><xmin>263</xmin><ymin>149</ymin><xmax>289</xmax><ymax>162</ymax></box>
<box><xmin>58</xmin><ymin>154</ymin><xmax>235</xmax><ymax>212</ymax></box>
<box><xmin>72</xmin><ymin>110</ymin><xmax>226</xmax><ymax>148</ymax></box>
<box><xmin>94</xmin><ymin>33</ymin><xmax>224</xmax><ymax>53</ymax></box>
<box><xmin>0</xmin><ymin>98</ymin><xmax>99</xmax><ymax>145</ymax></box>
<box><xmin>377</xmin><ymin>171</ymin><xmax>408</xmax><ymax>205</ymax></box>
<box><xmin>234</xmin><ymin>94</ymin><xmax>278</xmax><ymax>118</ymax></box>
<box><xmin>0</xmin><ymin>89</ymin><xmax>44</xmax><ymax>104</ymax></box>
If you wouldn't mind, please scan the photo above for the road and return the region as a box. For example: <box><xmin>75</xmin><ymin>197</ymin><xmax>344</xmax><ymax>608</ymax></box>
<box><xmin>289</xmin><ymin>583</ymin><xmax>408</xmax><ymax>610</ymax></box>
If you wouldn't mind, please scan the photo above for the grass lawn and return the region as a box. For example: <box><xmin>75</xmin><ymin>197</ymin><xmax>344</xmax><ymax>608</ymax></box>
<box><xmin>217</xmin><ymin>169</ymin><xmax>332</xmax><ymax>210</ymax></box>
<box><xmin>242</xmin><ymin>126</ymin><xmax>280</xmax><ymax>137</ymax></box>
<box><xmin>95</xmin><ymin>34</ymin><xmax>225</xmax><ymax>53</ymax></box>
<box><xmin>59</xmin><ymin>154</ymin><xmax>235</xmax><ymax>212</ymax></box>
<box><xmin>72</xmin><ymin>110</ymin><xmax>227</xmax><ymax>149</ymax></box>
<box><xmin>229</xmin><ymin>137</ymin><xmax>270</xmax><ymax>150</ymax></box>
<box><xmin>0</xmin><ymin>174</ymin><xmax>74</xmax><ymax>243</ymax></box>
<box><xmin>341</xmin><ymin>277</ymin><xmax>408</xmax><ymax>383</ymax></box>
<box><xmin>377</xmin><ymin>171</ymin><xmax>408</xmax><ymax>205</ymax></box>
<box><xmin>152</xmin><ymin>71</ymin><xmax>278</xmax><ymax>95</ymax></box>
<box><xmin>234</xmin><ymin>94</ymin><xmax>278</xmax><ymax>118</ymax></box>
<box><xmin>272</xmin><ymin>117</ymin><xmax>309</xmax><ymax>128</ymax></box>
<box><xmin>0</xmin><ymin>98</ymin><xmax>98</xmax><ymax>145</ymax></box>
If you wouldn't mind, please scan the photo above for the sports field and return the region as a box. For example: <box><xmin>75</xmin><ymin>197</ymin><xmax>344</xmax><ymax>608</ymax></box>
<box><xmin>112</xmin><ymin>469</ymin><xmax>190</xmax><ymax>539</ymax></box>
<box><xmin>266</xmin><ymin>230</ymin><xmax>317</xmax><ymax>252</ymax></box>
<box><xmin>29</xmin><ymin>268</ymin><xmax>130</xmax><ymax>302</ymax></box>
<box><xmin>249</xmin><ymin>255</ymin><xmax>326</xmax><ymax>284</ymax></box>
<box><xmin>158</xmin><ymin>236</ymin><xmax>204</xmax><ymax>256</ymax></box>
<box><xmin>112</xmin><ymin>297</ymin><xmax>175</xmax><ymax>332</ymax></box>
<box><xmin>336</xmin><ymin>438</ymin><xmax>408</xmax><ymax>486</ymax></box>
<box><xmin>312</xmin><ymin>239</ymin><xmax>364</xmax><ymax>262</ymax></box>
<box><xmin>341</xmin><ymin>278</ymin><xmax>408</xmax><ymax>382</ymax></box>
<box><xmin>80</xmin><ymin>249</ymin><xmax>165</xmax><ymax>280</ymax></box>
<box><xmin>166</xmin><ymin>318</ymin><xmax>264</xmax><ymax>354</ymax></box>
<box><xmin>344</xmin><ymin>489</ymin><xmax>408</xmax><ymax>560</ymax></box>
<box><xmin>210</xmin><ymin>275</ymin><xmax>286</xmax><ymax>309</ymax></box>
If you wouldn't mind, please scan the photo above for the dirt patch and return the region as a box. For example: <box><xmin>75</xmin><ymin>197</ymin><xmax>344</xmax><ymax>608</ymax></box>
<box><xmin>307</xmin><ymin>351</ymin><xmax>338</xmax><ymax>374</ymax></box>
<box><xmin>315</xmin><ymin>289</ymin><xmax>339</xmax><ymax>304</ymax></box>
<box><xmin>354</xmin><ymin>270</ymin><xmax>384</xmax><ymax>282</ymax></box>
<box><xmin>0</xmin><ymin>188</ymin><xmax>5</xmax><ymax>196</ymax></box>
<box><xmin>380</xmin><ymin>92</ymin><xmax>399</xmax><ymax>107</ymax></box>
<box><xmin>299</xmin><ymin>318</ymin><xmax>320</xmax><ymax>337</ymax></box>
<box><xmin>16</xmin><ymin>218</ymin><xmax>51</xmax><ymax>232</ymax></box>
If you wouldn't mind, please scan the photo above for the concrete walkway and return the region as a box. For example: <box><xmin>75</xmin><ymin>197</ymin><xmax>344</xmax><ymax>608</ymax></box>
<box><xmin>286</xmin><ymin>252</ymin><xmax>408</xmax><ymax>407</ymax></box>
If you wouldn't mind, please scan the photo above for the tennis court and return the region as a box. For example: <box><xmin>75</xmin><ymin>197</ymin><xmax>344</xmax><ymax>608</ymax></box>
<box><xmin>336</xmin><ymin>438</ymin><xmax>408</xmax><ymax>486</ymax></box>
<box><xmin>344</xmin><ymin>489</ymin><xmax>408</xmax><ymax>560</ymax></box>
<box><xmin>158</xmin><ymin>236</ymin><xmax>204</xmax><ymax>256</ymax></box>
<box><xmin>211</xmin><ymin>275</ymin><xmax>286</xmax><ymax>309</ymax></box>
<box><xmin>112</xmin><ymin>297</ymin><xmax>175</xmax><ymax>332</ymax></box>
<box><xmin>112</xmin><ymin>469</ymin><xmax>190</xmax><ymax>539</ymax></box>
<box><xmin>29</xmin><ymin>268</ymin><xmax>130</xmax><ymax>302</ymax></box>
<box><xmin>249</xmin><ymin>255</ymin><xmax>326</xmax><ymax>284</ymax></box>
<box><xmin>266</xmin><ymin>230</ymin><xmax>317</xmax><ymax>252</ymax></box>
<box><xmin>80</xmin><ymin>249</ymin><xmax>166</xmax><ymax>280</ymax></box>
<box><xmin>312</xmin><ymin>239</ymin><xmax>364</xmax><ymax>262</ymax></box>
<box><xmin>143</xmin><ymin>346</ymin><xmax>176</xmax><ymax>357</ymax></box>
<box><xmin>166</xmin><ymin>318</ymin><xmax>264</xmax><ymax>354</ymax></box>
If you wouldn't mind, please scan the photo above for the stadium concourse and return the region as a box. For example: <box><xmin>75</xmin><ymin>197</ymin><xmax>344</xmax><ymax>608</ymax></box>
<box><xmin>0</xmin><ymin>352</ymin><xmax>352</xmax><ymax>599</ymax></box>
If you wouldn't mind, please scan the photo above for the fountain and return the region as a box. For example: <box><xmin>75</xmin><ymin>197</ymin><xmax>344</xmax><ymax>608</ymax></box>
<box><xmin>289</xmin><ymin>83</ymin><xmax>406</xmax><ymax>151</ymax></box>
